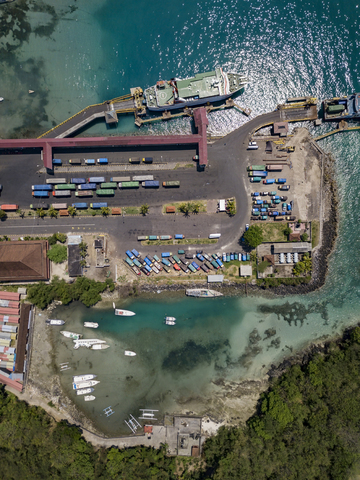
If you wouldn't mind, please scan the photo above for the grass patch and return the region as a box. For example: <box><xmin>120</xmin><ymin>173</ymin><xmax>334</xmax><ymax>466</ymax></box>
<box><xmin>258</xmin><ymin>260</ymin><xmax>270</xmax><ymax>273</ymax></box>
<box><xmin>257</xmin><ymin>223</ymin><xmax>289</xmax><ymax>242</ymax></box>
<box><xmin>311</xmin><ymin>220</ymin><xmax>320</xmax><ymax>248</ymax></box>
<box><xmin>162</xmin><ymin>200</ymin><xmax>207</xmax><ymax>214</ymax></box>
<box><xmin>174</xmin><ymin>163</ymin><xmax>195</xmax><ymax>169</ymax></box>
<box><xmin>123</xmin><ymin>206</ymin><xmax>141</xmax><ymax>215</ymax></box>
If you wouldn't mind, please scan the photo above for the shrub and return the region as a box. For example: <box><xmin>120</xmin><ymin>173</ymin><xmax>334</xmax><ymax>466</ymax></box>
<box><xmin>46</xmin><ymin>244</ymin><xmax>67</xmax><ymax>264</ymax></box>
<box><xmin>0</xmin><ymin>210</ymin><xmax>7</xmax><ymax>220</ymax></box>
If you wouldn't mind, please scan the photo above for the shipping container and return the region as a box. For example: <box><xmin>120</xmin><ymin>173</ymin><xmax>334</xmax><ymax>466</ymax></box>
<box><xmin>97</xmin><ymin>158</ymin><xmax>108</xmax><ymax>164</ymax></box>
<box><xmin>267</xmin><ymin>165</ymin><xmax>283</xmax><ymax>171</ymax></box>
<box><xmin>90</xmin><ymin>202</ymin><xmax>108</xmax><ymax>209</ymax></box>
<box><xmin>247</xmin><ymin>165</ymin><xmax>266</xmax><ymax>171</ymax></box>
<box><xmin>32</xmin><ymin>185</ymin><xmax>52</xmax><ymax>191</ymax></box>
<box><xmin>32</xmin><ymin>191</ymin><xmax>49</xmax><ymax>197</ymax></box>
<box><xmin>52</xmin><ymin>158</ymin><xmax>62</xmax><ymax>165</ymax></box>
<box><xmin>137</xmin><ymin>235</ymin><xmax>149</xmax><ymax>241</ymax></box>
<box><xmin>46</xmin><ymin>178</ymin><xmax>67</xmax><ymax>184</ymax></box>
<box><xmin>133</xmin><ymin>175</ymin><xmax>154</xmax><ymax>182</ymax></box>
<box><xmin>142</xmin><ymin>157</ymin><xmax>153</xmax><ymax>163</ymax></box>
<box><xmin>160</xmin><ymin>235</ymin><xmax>172</xmax><ymax>240</ymax></box>
<box><xmin>75</xmin><ymin>191</ymin><xmax>93</xmax><ymax>197</ymax></box>
<box><xmin>70</xmin><ymin>178</ymin><xmax>86</xmax><ymax>184</ymax></box>
<box><xmin>69</xmin><ymin>158</ymin><xmax>82</xmax><ymax>165</ymax></box>
<box><xmin>72</xmin><ymin>203</ymin><xmax>88</xmax><ymax>209</ymax></box>
<box><xmin>276</xmin><ymin>178</ymin><xmax>287</xmax><ymax>184</ymax></box>
<box><xmin>119</xmin><ymin>181</ymin><xmax>139</xmax><ymax>188</ymax></box>
<box><xmin>96</xmin><ymin>189</ymin><xmax>114</xmax><ymax>196</ymax></box>
<box><xmin>163</xmin><ymin>181</ymin><xmax>180</xmax><ymax>187</ymax></box>
<box><xmin>100</xmin><ymin>182</ymin><xmax>117</xmax><ymax>189</ymax></box>
<box><xmin>248</xmin><ymin>171</ymin><xmax>268</xmax><ymax>177</ymax></box>
<box><xmin>110</xmin><ymin>176</ymin><xmax>131</xmax><ymax>182</ymax></box>
<box><xmin>85</xmin><ymin>159</ymin><xmax>95</xmax><ymax>165</ymax></box>
<box><xmin>30</xmin><ymin>203</ymin><xmax>49</xmax><ymax>210</ymax></box>
<box><xmin>263</xmin><ymin>178</ymin><xmax>276</xmax><ymax>184</ymax></box>
<box><xmin>250</xmin><ymin>177</ymin><xmax>262</xmax><ymax>182</ymax></box>
<box><xmin>142</xmin><ymin>180</ymin><xmax>159</xmax><ymax>188</ymax></box>
<box><xmin>52</xmin><ymin>203</ymin><xmax>67</xmax><ymax>209</ymax></box>
<box><xmin>148</xmin><ymin>235</ymin><xmax>159</xmax><ymax>241</ymax></box>
<box><xmin>78</xmin><ymin>183</ymin><xmax>97</xmax><ymax>190</ymax></box>
<box><xmin>55</xmin><ymin>184</ymin><xmax>76</xmax><ymax>190</ymax></box>
<box><xmin>88</xmin><ymin>177</ymin><xmax>105</xmax><ymax>183</ymax></box>
<box><xmin>52</xmin><ymin>190</ymin><xmax>71</xmax><ymax>197</ymax></box>
<box><xmin>129</xmin><ymin>157</ymin><xmax>140</xmax><ymax>164</ymax></box>
<box><xmin>174</xmin><ymin>234</ymin><xmax>185</xmax><ymax>239</ymax></box>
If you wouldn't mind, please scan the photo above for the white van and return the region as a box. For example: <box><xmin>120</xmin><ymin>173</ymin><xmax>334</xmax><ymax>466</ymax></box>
<box><xmin>209</xmin><ymin>233</ymin><xmax>221</xmax><ymax>239</ymax></box>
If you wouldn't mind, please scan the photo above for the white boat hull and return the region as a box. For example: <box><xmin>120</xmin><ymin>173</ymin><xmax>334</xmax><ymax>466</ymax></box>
<box><xmin>46</xmin><ymin>319</ymin><xmax>65</xmax><ymax>326</ymax></box>
<box><xmin>73</xmin><ymin>374</ymin><xmax>97</xmax><ymax>382</ymax></box>
<box><xmin>84</xmin><ymin>322</ymin><xmax>99</xmax><ymax>328</ymax></box>
<box><xmin>115</xmin><ymin>309</ymin><xmax>136</xmax><ymax>316</ymax></box>
<box><xmin>91</xmin><ymin>343</ymin><xmax>110</xmax><ymax>350</ymax></box>
<box><xmin>73</xmin><ymin>380</ymin><xmax>100</xmax><ymax>390</ymax></box>
<box><xmin>84</xmin><ymin>395</ymin><xmax>96</xmax><ymax>402</ymax></box>
<box><xmin>124</xmin><ymin>350</ymin><xmax>136</xmax><ymax>356</ymax></box>
<box><xmin>76</xmin><ymin>387</ymin><xmax>94</xmax><ymax>396</ymax></box>
<box><xmin>61</xmin><ymin>331</ymin><xmax>82</xmax><ymax>340</ymax></box>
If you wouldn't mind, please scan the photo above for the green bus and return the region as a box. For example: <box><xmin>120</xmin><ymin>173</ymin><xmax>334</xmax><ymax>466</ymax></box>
<box><xmin>55</xmin><ymin>183</ymin><xmax>76</xmax><ymax>190</ymax></box>
<box><xmin>96</xmin><ymin>189</ymin><xmax>115</xmax><ymax>196</ymax></box>
<box><xmin>119</xmin><ymin>181</ymin><xmax>139</xmax><ymax>188</ymax></box>
<box><xmin>100</xmin><ymin>182</ymin><xmax>117</xmax><ymax>189</ymax></box>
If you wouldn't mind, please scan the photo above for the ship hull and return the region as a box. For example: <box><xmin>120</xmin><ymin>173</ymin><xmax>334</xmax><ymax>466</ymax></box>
<box><xmin>146</xmin><ymin>92</ymin><xmax>233</xmax><ymax>112</ymax></box>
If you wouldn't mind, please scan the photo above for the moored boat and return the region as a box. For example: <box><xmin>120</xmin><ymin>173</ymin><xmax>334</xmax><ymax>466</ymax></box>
<box><xmin>84</xmin><ymin>395</ymin><xmax>96</xmax><ymax>402</ymax></box>
<box><xmin>91</xmin><ymin>343</ymin><xmax>110</xmax><ymax>350</ymax></box>
<box><xmin>60</xmin><ymin>331</ymin><xmax>82</xmax><ymax>340</ymax></box>
<box><xmin>46</xmin><ymin>319</ymin><xmax>65</xmax><ymax>326</ymax></box>
<box><xmin>124</xmin><ymin>350</ymin><xmax>136</xmax><ymax>356</ymax></box>
<box><xmin>165</xmin><ymin>316</ymin><xmax>176</xmax><ymax>325</ymax></box>
<box><xmin>73</xmin><ymin>374</ymin><xmax>97</xmax><ymax>383</ymax></box>
<box><xmin>144</xmin><ymin>67</ymin><xmax>248</xmax><ymax>112</ymax></box>
<box><xmin>73</xmin><ymin>339</ymin><xmax>106</xmax><ymax>349</ymax></box>
<box><xmin>84</xmin><ymin>322</ymin><xmax>99</xmax><ymax>328</ymax></box>
<box><xmin>323</xmin><ymin>93</ymin><xmax>360</xmax><ymax>121</ymax></box>
<box><xmin>72</xmin><ymin>380</ymin><xmax>100</xmax><ymax>390</ymax></box>
<box><xmin>76</xmin><ymin>387</ymin><xmax>94</xmax><ymax>396</ymax></box>
<box><xmin>185</xmin><ymin>289</ymin><xmax>223</xmax><ymax>298</ymax></box>
<box><xmin>114</xmin><ymin>309</ymin><xmax>136</xmax><ymax>316</ymax></box>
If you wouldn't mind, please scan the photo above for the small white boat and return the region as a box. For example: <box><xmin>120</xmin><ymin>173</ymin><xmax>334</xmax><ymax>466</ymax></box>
<box><xmin>73</xmin><ymin>380</ymin><xmax>100</xmax><ymax>390</ymax></box>
<box><xmin>124</xmin><ymin>350</ymin><xmax>136</xmax><ymax>356</ymax></box>
<box><xmin>165</xmin><ymin>316</ymin><xmax>176</xmax><ymax>325</ymax></box>
<box><xmin>73</xmin><ymin>339</ymin><xmax>106</xmax><ymax>349</ymax></box>
<box><xmin>76</xmin><ymin>387</ymin><xmax>94</xmax><ymax>396</ymax></box>
<box><xmin>84</xmin><ymin>322</ymin><xmax>99</xmax><ymax>329</ymax></box>
<box><xmin>113</xmin><ymin>302</ymin><xmax>135</xmax><ymax>316</ymax></box>
<box><xmin>0</xmin><ymin>97</ymin><xmax>3</xmax><ymax>102</ymax></box>
<box><xmin>60</xmin><ymin>331</ymin><xmax>82</xmax><ymax>340</ymax></box>
<box><xmin>28</xmin><ymin>90</ymin><xmax>34</xmax><ymax>94</ymax></box>
<box><xmin>84</xmin><ymin>395</ymin><xmax>96</xmax><ymax>402</ymax></box>
<box><xmin>73</xmin><ymin>374</ymin><xmax>97</xmax><ymax>383</ymax></box>
<box><xmin>91</xmin><ymin>343</ymin><xmax>110</xmax><ymax>350</ymax></box>
<box><xmin>46</xmin><ymin>319</ymin><xmax>65</xmax><ymax>326</ymax></box>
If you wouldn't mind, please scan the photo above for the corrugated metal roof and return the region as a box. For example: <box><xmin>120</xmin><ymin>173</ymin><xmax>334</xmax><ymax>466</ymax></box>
<box><xmin>67</xmin><ymin>235</ymin><xmax>82</xmax><ymax>245</ymax></box>
<box><xmin>272</xmin><ymin>242</ymin><xmax>311</xmax><ymax>254</ymax></box>
<box><xmin>207</xmin><ymin>275</ymin><xmax>224</xmax><ymax>283</ymax></box>
<box><xmin>240</xmin><ymin>265</ymin><xmax>252</xmax><ymax>276</ymax></box>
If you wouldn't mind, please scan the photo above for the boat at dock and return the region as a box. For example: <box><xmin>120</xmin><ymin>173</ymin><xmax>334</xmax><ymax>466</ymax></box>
<box><xmin>46</xmin><ymin>319</ymin><xmax>65</xmax><ymax>326</ymax></box>
<box><xmin>73</xmin><ymin>374</ymin><xmax>97</xmax><ymax>383</ymax></box>
<box><xmin>60</xmin><ymin>331</ymin><xmax>82</xmax><ymax>340</ymax></box>
<box><xmin>84</xmin><ymin>322</ymin><xmax>99</xmax><ymax>328</ymax></box>
<box><xmin>124</xmin><ymin>350</ymin><xmax>136</xmax><ymax>356</ymax></box>
<box><xmin>323</xmin><ymin>93</ymin><xmax>360</xmax><ymax>121</ymax></box>
<box><xmin>185</xmin><ymin>289</ymin><xmax>223</xmax><ymax>298</ymax></box>
<box><xmin>76</xmin><ymin>387</ymin><xmax>94</xmax><ymax>396</ymax></box>
<box><xmin>165</xmin><ymin>316</ymin><xmax>176</xmax><ymax>325</ymax></box>
<box><xmin>144</xmin><ymin>67</ymin><xmax>248</xmax><ymax>112</ymax></box>
<box><xmin>91</xmin><ymin>343</ymin><xmax>110</xmax><ymax>350</ymax></box>
<box><xmin>84</xmin><ymin>395</ymin><xmax>96</xmax><ymax>402</ymax></box>
<box><xmin>73</xmin><ymin>380</ymin><xmax>100</xmax><ymax>390</ymax></box>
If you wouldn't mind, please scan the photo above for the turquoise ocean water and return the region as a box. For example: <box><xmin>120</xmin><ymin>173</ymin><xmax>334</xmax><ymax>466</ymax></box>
<box><xmin>2</xmin><ymin>0</ymin><xmax>360</xmax><ymax>434</ymax></box>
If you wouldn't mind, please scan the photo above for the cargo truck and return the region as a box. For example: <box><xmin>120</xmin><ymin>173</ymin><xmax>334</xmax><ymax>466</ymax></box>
<box><xmin>71</xmin><ymin>178</ymin><xmax>86</xmax><ymax>184</ymax></box>
<box><xmin>85</xmin><ymin>159</ymin><xmax>95</xmax><ymax>165</ymax></box>
<box><xmin>142</xmin><ymin>180</ymin><xmax>159</xmax><ymax>188</ymax></box>
<box><xmin>30</xmin><ymin>203</ymin><xmax>49</xmax><ymax>209</ymax></box>
<box><xmin>160</xmin><ymin>235</ymin><xmax>172</xmax><ymax>240</ymax></box>
<box><xmin>276</xmin><ymin>178</ymin><xmax>287</xmax><ymax>184</ymax></box>
<box><xmin>110</xmin><ymin>176</ymin><xmax>131</xmax><ymax>182</ymax></box>
<box><xmin>274</xmin><ymin>216</ymin><xmax>284</xmax><ymax>221</ymax></box>
<box><xmin>163</xmin><ymin>181</ymin><xmax>180</xmax><ymax>187</ymax></box>
<box><xmin>1</xmin><ymin>204</ymin><xmax>18</xmax><ymax>211</ymax></box>
<box><xmin>72</xmin><ymin>203</ymin><xmax>88</xmax><ymax>209</ymax></box>
<box><xmin>263</xmin><ymin>178</ymin><xmax>275</xmax><ymax>184</ymax></box>
<box><xmin>191</xmin><ymin>261</ymin><xmax>200</xmax><ymax>271</ymax></box>
<box><xmin>119</xmin><ymin>181</ymin><xmax>139</xmax><ymax>188</ymax></box>
<box><xmin>250</xmin><ymin>177</ymin><xmax>262</xmax><ymax>182</ymax></box>
<box><xmin>53</xmin><ymin>190</ymin><xmax>71</xmax><ymax>197</ymax></box>
<box><xmin>90</xmin><ymin>202</ymin><xmax>108</xmax><ymax>209</ymax></box>
<box><xmin>133</xmin><ymin>175</ymin><xmax>154</xmax><ymax>182</ymax></box>
<box><xmin>100</xmin><ymin>182</ymin><xmax>117</xmax><ymax>189</ymax></box>
<box><xmin>188</xmin><ymin>264</ymin><xmax>196</xmax><ymax>273</ymax></box>
<box><xmin>137</xmin><ymin>236</ymin><xmax>149</xmax><ymax>241</ymax></box>
<box><xmin>267</xmin><ymin>165</ymin><xmax>283</xmax><ymax>171</ymax></box>
<box><xmin>161</xmin><ymin>252</ymin><xmax>172</xmax><ymax>257</ymax></box>
<box><xmin>96</xmin><ymin>189</ymin><xmax>114</xmax><ymax>196</ymax></box>
<box><xmin>52</xmin><ymin>158</ymin><xmax>62</xmax><ymax>165</ymax></box>
<box><xmin>131</xmin><ymin>249</ymin><xmax>140</xmax><ymax>258</ymax></box>
<box><xmin>125</xmin><ymin>257</ymin><xmax>134</xmax><ymax>267</ymax></box>
<box><xmin>97</xmin><ymin>158</ymin><xmax>108</xmax><ymax>164</ymax></box>
<box><xmin>162</xmin><ymin>258</ymin><xmax>171</xmax><ymax>266</ymax></box>
<box><xmin>88</xmin><ymin>177</ymin><xmax>105</xmax><ymax>183</ymax></box>
<box><xmin>32</xmin><ymin>185</ymin><xmax>52</xmax><ymax>191</ymax></box>
<box><xmin>52</xmin><ymin>203</ymin><xmax>67</xmax><ymax>209</ymax></box>
<box><xmin>69</xmin><ymin>158</ymin><xmax>82</xmax><ymax>165</ymax></box>
<box><xmin>76</xmin><ymin>192</ymin><xmax>93</xmax><ymax>198</ymax></box>
<box><xmin>248</xmin><ymin>171</ymin><xmax>268</xmax><ymax>177</ymax></box>
<box><xmin>129</xmin><ymin>157</ymin><xmax>140</xmax><ymax>164</ymax></box>
<box><xmin>149</xmin><ymin>235</ymin><xmax>159</xmax><ymax>241</ymax></box>
<box><xmin>247</xmin><ymin>165</ymin><xmax>266</xmax><ymax>171</ymax></box>
<box><xmin>32</xmin><ymin>191</ymin><xmax>49</xmax><ymax>197</ymax></box>
<box><xmin>78</xmin><ymin>183</ymin><xmax>97</xmax><ymax>190</ymax></box>
<box><xmin>55</xmin><ymin>184</ymin><xmax>76</xmax><ymax>190</ymax></box>
<box><xmin>174</xmin><ymin>234</ymin><xmax>185</xmax><ymax>239</ymax></box>
<box><xmin>46</xmin><ymin>178</ymin><xmax>67</xmax><ymax>184</ymax></box>
<box><xmin>126</xmin><ymin>250</ymin><xmax>135</xmax><ymax>260</ymax></box>
<box><xmin>142</xmin><ymin>157</ymin><xmax>153</xmax><ymax>163</ymax></box>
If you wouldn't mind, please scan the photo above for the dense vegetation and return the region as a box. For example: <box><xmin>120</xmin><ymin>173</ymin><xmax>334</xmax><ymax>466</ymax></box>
<box><xmin>27</xmin><ymin>276</ymin><xmax>115</xmax><ymax>308</ymax></box>
<box><xmin>47</xmin><ymin>244</ymin><xmax>68</xmax><ymax>263</ymax></box>
<box><xmin>244</xmin><ymin>225</ymin><xmax>263</xmax><ymax>248</ymax></box>
<box><xmin>3</xmin><ymin>327</ymin><xmax>360</xmax><ymax>478</ymax></box>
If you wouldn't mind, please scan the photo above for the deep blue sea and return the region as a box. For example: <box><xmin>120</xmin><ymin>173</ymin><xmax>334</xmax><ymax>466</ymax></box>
<box><xmin>2</xmin><ymin>0</ymin><xmax>360</xmax><ymax>435</ymax></box>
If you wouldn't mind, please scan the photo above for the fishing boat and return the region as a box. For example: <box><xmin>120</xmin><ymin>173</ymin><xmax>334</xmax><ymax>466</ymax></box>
<box><xmin>185</xmin><ymin>289</ymin><xmax>223</xmax><ymax>298</ymax></box>
<box><xmin>91</xmin><ymin>343</ymin><xmax>110</xmax><ymax>350</ymax></box>
<box><xmin>124</xmin><ymin>350</ymin><xmax>136</xmax><ymax>356</ymax></box>
<box><xmin>76</xmin><ymin>387</ymin><xmax>94</xmax><ymax>396</ymax></box>
<box><xmin>144</xmin><ymin>67</ymin><xmax>248</xmax><ymax>112</ymax></box>
<box><xmin>46</xmin><ymin>319</ymin><xmax>65</xmax><ymax>326</ymax></box>
<box><xmin>73</xmin><ymin>374</ymin><xmax>97</xmax><ymax>383</ymax></box>
<box><xmin>84</xmin><ymin>395</ymin><xmax>96</xmax><ymax>402</ymax></box>
<box><xmin>164</xmin><ymin>316</ymin><xmax>176</xmax><ymax>325</ymax></box>
<box><xmin>72</xmin><ymin>380</ymin><xmax>100</xmax><ymax>390</ymax></box>
<box><xmin>60</xmin><ymin>331</ymin><xmax>82</xmax><ymax>340</ymax></box>
<box><xmin>84</xmin><ymin>322</ymin><xmax>99</xmax><ymax>329</ymax></box>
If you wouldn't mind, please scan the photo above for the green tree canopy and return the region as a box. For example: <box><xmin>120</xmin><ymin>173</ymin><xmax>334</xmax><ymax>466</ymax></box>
<box><xmin>140</xmin><ymin>204</ymin><xmax>149</xmax><ymax>215</ymax></box>
<box><xmin>244</xmin><ymin>225</ymin><xmax>263</xmax><ymax>249</ymax></box>
<box><xmin>46</xmin><ymin>244</ymin><xmax>67</xmax><ymax>264</ymax></box>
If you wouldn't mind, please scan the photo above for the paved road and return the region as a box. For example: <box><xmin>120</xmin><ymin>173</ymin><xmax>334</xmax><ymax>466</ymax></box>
<box><xmin>0</xmin><ymin>110</ymin><xmax>281</xmax><ymax>253</ymax></box>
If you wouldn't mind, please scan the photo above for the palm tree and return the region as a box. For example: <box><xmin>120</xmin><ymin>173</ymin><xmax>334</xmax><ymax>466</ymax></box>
<box><xmin>48</xmin><ymin>207</ymin><xmax>58</xmax><ymax>218</ymax></box>
<box><xmin>140</xmin><ymin>204</ymin><xmax>149</xmax><ymax>216</ymax></box>
<box><xmin>36</xmin><ymin>208</ymin><xmax>46</xmax><ymax>218</ymax></box>
<box><xmin>191</xmin><ymin>202</ymin><xmax>201</xmax><ymax>214</ymax></box>
<box><xmin>101</xmin><ymin>207</ymin><xmax>110</xmax><ymax>216</ymax></box>
<box><xmin>67</xmin><ymin>206</ymin><xmax>76</xmax><ymax>217</ymax></box>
